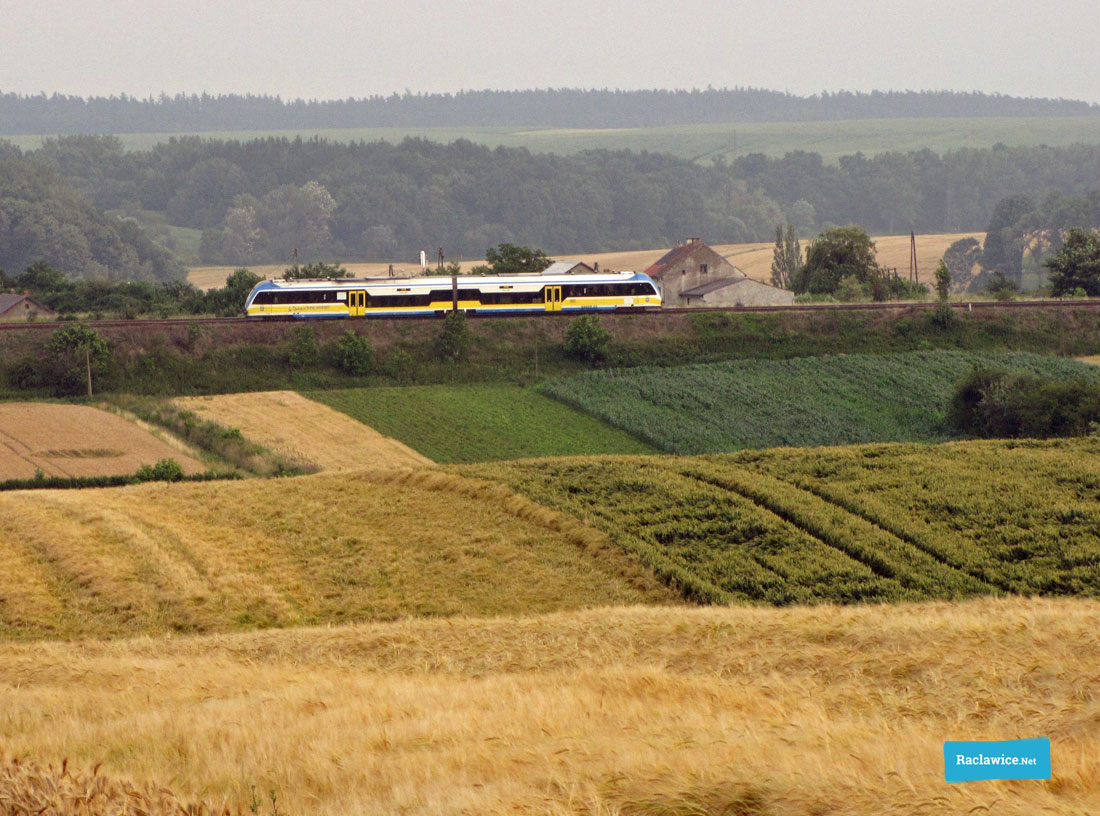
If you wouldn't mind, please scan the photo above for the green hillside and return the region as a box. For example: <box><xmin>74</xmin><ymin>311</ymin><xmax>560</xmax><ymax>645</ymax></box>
<box><xmin>307</xmin><ymin>384</ymin><xmax>657</xmax><ymax>463</ymax></box>
<box><xmin>540</xmin><ymin>351</ymin><xmax>1100</xmax><ymax>453</ymax></box>
<box><xmin>9</xmin><ymin>116</ymin><xmax>1100</xmax><ymax>162</ymax></box>
<box><xmin>467</xmin><ymin>437</ymin><xmax>1100</xmax><ymax>605</ymax></box>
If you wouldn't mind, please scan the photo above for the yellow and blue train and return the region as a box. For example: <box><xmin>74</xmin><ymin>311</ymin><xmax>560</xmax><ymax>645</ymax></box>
<box><xmin>244</xmin><ymin>270</ymin><xmax>662</xmax><ymax>318</ymax></box>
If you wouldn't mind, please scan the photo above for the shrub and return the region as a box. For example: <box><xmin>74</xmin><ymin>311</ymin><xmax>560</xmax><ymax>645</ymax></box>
<box><xmin>929</xmin><ymin>302</ymin><xmax>956</xmax><ymax>330</ymax></box>
<box><xmin>563</xmin><ymin>314</ymin><xmax>610</xmax><ymax>363</ymax></box>
<box><xmin>835</xmin><ymin>274</ymin><xmax>871</xmax><ymax>303</ymax></box>
<box><xmin>288</xmin><ymin>325</ymin><xmax>320</xmax><ymax>368</ymax></box>
<box><xmin>135</xmin><ymin>458</ymin><xmax>185</xmax><ymax>482</ymax></box>
<box><xmin>436</xmin><ymin>311</ymin><xmax>471</xmax><ymax>363</ymax></box>
<box><xmin>334</xmin><ymin>329</ymin><xmax>374</xmax><ymax>375</ymax></box>
<box><xmin>384</xmin><ymin>347</ymin><xmax>416</xmax><ymax>383</ymax></box>
<box><xmin>948</xmin><ymin>368</ymin><xmax>1100</xmax><ymax>438</ymax></box>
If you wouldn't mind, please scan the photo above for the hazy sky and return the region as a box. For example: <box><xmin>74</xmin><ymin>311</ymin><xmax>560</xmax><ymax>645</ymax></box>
<box><xmin>3</xmin><ymin>0</ymin><xmax>1098</xmax><ymax>104</ymax></box>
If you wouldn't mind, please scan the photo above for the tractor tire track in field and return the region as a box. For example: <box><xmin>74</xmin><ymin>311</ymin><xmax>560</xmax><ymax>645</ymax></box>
<box><xmin>773</xmin><ymin>475</ymin><xmax>1014</xmax><ymax>594</ymax></box>
<box><xmin>667</xmin><ymin>461</ymin><xmax>995</xmax><ymax>599</ymax></box>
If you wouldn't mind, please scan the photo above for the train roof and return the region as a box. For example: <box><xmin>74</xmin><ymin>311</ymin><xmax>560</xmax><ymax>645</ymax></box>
<box><xmin>250</xmin><ymin>270</ymin><xmax>654</xmax><ymax>291</ymax></box>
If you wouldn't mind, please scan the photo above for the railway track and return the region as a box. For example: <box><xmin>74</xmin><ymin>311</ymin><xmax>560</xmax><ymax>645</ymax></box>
<box><xmin>2</xmin><ymin>297</ymin><xmax>1099</xmax><ymax>332</ymax></box>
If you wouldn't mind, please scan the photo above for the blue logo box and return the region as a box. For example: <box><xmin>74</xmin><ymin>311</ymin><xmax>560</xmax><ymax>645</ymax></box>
<box><xmin>944</xmin><ymin>738</ymin><xmax>1051</xmax><ymax>783</ymax></box>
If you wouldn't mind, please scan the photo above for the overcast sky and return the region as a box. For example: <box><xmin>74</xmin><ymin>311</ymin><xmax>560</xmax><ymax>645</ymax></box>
<box><xmin>3</xmin><ymin>0</ymin><xmax>1098</xmax><ymax>104</ymax></box>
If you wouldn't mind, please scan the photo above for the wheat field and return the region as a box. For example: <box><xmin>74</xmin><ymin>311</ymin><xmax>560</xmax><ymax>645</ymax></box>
<box><xmin>0</xmin><ymin>403</ymin><xmax>206</xmax><ymax>480</ymax></box>
<box><xmin>0</xmin><ymin>469</ymin><xmax>669</xmax><ymax>640</ymax></box>
<box><xmin>2</xmin><ymin>598</ymin><xmax>1096</xmax><ymax>815</ymax></box>
<box><xmin>187</xmin><ymin>232</ymin><xmax>982</xmax><ymax>291</ymax></box>
<box><xmin>174</xmin><ymin>391</ymin><xmax>432</xmax><ymax>471</ymax></box>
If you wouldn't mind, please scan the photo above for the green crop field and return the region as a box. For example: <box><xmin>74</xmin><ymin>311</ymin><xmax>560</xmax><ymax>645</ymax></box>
<box><xmin>10</xmin><ymin>116</ymin><xmax>1100</xmax><ymax>162</ymax></box>
<box><xmin>540</xmin><ymin>351</ymin><xmax>1100</xmax><ymax>454</ymax></box>
<box><xmin>307</xmin><ymin>384</ymin><xmax>657</xmax><ymax>463</ymax></box>
<box><xmin>467</xmin><ymin>437</ymin><xmax>1100</xmax><ymax>606</ymax></box>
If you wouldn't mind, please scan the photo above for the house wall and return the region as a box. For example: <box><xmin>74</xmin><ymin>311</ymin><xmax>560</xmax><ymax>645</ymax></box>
<box><xmin>655</xmin><ymin>244</ymin><xmax>742</xmax><ymax>302</ymax></box>
<box><xmin>701</xmin><ymin>279</ymin><xmax>796</xmax><ymax>307</ymax></box>
<box><xmin>0</xmin><ymin>299</ymin><xmax>55</xmax><ymax>323</ymax></box>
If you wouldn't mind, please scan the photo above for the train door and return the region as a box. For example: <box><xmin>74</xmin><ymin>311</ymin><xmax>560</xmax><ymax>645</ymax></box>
<box><xmin>348</xmin><ymin>290</ymin><xmax>366</xmax><ymax>317</ymax></box>
<box><xmin>543</xmin><ymin>285</ymin><xmax>562</xmax><ymax>312</ymax></box>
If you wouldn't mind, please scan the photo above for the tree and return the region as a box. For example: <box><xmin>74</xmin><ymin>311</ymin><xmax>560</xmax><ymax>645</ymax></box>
<box><xmin>207</xmin><ymin>268</ymin><xmax>262</xmax><ymax>316</ymax></box>
<box><xmin>982</xmin><ymin>194</ymin><xmax>1036</xmax><ymax>282</ymax></box>
<box><xmin>563</xmin><ymin>314</ymin><xmax>610</xmax><ymax>363</ymax></box>
<box><xmin>283</xmin><ymin>261</ymin><xmax>350</xmax><ymax>280</ymax></box>
<box><xmin>792</xmin><ymin>226</ymin><xmax>882</xmax><ymax>296</ymax></box>
<box><xmin>1045</xmin><ymin>228</ymin><xmax>1100</xmax><ymax>296</ymax></box>
<box><xmin>769</xmin><ymin>224</ymin><xmax>802</xmax><ymax>289</ymax></box>
<box><xmin>934</xmin><ymin>260</ymin><xmax>951</xmax><ymax>302</ymax></box>
<box><xmin>482</xmin><ymin>243</ymin><xmax>553</xmax><ymax>275</ymax></box>
<box><xmin>48</xmin><ymin>323</ymin><xmax>109</xmax><ymax>396</ymax></box>
<box><xmin>942</xmin><ymin>237</ymin><xmax>983</xmax><ymax>291</ymax></box>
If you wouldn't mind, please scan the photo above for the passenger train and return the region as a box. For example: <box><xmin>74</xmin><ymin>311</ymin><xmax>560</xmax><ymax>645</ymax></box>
<box><xmin>244</xmin><ymin>270</ymin><xmax>662</xmax><ymax>318</ymax></box>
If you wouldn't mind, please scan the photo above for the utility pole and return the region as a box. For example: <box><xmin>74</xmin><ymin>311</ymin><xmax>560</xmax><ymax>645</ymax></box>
<box><xmin>909</xmin><ymin>232</ymin><xmax>918</xmax><ymax>283</ymax></box>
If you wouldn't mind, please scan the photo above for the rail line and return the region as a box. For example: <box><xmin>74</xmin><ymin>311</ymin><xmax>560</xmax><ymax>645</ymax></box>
<box><xmin>2</xmin><ymin>298</ymin><xmax>1099</xmax><ymax>333</ymax></box>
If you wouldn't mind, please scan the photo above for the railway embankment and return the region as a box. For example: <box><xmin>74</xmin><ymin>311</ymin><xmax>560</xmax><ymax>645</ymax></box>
<box><xmin>2</xmin><ymin>301</ymin><xmax>1099</xmax><ymax>399</ymax></box>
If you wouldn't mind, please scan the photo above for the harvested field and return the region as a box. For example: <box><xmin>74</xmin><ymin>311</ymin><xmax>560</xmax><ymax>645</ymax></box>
<box><xmin>0</xmin><ymin>468</ymin><xmax>669</xmax><ymax>640</ymax></box>
<box><xmin>0</xmin><ymin>403</ymin><xmax>205</xmax><ymax>480</ymax></box>
<box><xmin>700</xmin><ymin>231</ymin><xmax>985</xmax><ymax>286</ymax></box>
<box><xmin>187</xmin><ymin>232</ymin><xmax>982</xmax><ymax>290</ymax></box>
<box><xmin>174</xmin><ymin>390</ymin><xmax>431</xmax><ymax>471</ymax></box>
<box><xmin>2</xmin><ymin>599</ymin><xmax>1096</xmax><ymax>815</ymax></box>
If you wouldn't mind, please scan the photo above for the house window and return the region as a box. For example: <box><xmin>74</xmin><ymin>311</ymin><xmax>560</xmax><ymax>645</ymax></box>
<box><xmin>700</xmin><ymin>263</ymin><xmax>709</xmax><ymax>274</ymax></box>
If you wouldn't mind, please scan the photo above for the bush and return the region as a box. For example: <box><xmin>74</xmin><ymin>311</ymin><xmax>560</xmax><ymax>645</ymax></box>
<box><xmin>135</xmin><ymin>458</ymin><xmax>185</xmax><ymax>482</ymax></box>
<box><xmin>835</xmin><ymin>274</ymin><xmax>871</xmax><ymax>303</ymax></box>
<box><xmin>384</xmin><ymin>347</ymin><xmax>416</xmax><ymax>383</ymax></box>
<box><xmin>948</xmin><ymin>368</ymin><xmax>1100</xmax><ymax>438</ymax></box>
<box><xmin>436</xmin><ymin>311</ymin><xmax>471</xmax><ymax>363</ymax></box>
<box><xmin>333</xmin><ymin>329</ymin><xmax>374</xmax><ymax>375</ymax></box>
<box><xmin>288</xmin><ymin>325</ymin><xmax>320</xmax><ymax>368</ymax></box>
<box><xmin>563</xmin><ymin>314</ymin><xmax>611</xmax><ymax>363</ymax></box>
<box><xmin>929</xmin><ymin>302</ymin><xmax>956</xmax><ymax>330</ymax></box>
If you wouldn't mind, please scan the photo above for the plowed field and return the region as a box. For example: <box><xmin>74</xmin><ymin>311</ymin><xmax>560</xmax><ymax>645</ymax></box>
<box><xmin>0</xmin><ymin>403</ymin><xmax>205</xmax><ymax>480</ymax></box>
<box><xmin>174</xmin><ymin>391</ymin><xmax>432</xmax><ymax>471</ymax></box>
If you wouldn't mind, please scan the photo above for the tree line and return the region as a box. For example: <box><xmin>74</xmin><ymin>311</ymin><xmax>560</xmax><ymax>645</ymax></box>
<box><xmin>5</xmin><ymin>133</ymin><xmax>1100</xmax><ymax>286</ymax></box>
<box><xmin>2</xmin><ymin>89</ymin><xmax>1096</xmax><ymax>134</ymax></box>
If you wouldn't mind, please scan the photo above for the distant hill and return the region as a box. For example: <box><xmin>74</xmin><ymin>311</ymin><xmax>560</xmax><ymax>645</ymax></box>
<box><xmin>2</xmin><ymin>87</ymin><xmax>1098</xmax><ymax>135</ymax></box>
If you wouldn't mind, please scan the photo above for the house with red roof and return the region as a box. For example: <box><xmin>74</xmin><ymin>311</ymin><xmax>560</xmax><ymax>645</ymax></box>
<box><xmin>644</xmin><ymin>238</ymin><xmax>794</xmax><ymax>307</ymax></box>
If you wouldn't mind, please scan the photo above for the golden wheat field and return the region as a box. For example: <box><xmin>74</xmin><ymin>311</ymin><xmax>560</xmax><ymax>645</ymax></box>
<box><xmin>174</xmin><ymin>391</ymin><xmax>432</xmax><ymax>471</ymax></box>
<box><xmin>0</xmin><ymin>469</ymin><xmax>669</xmax><ymax>640</ymax></box>
<box><xmin>187</xmin><ymin>232</ymin><xmax>983</xmax><ymax>290</ymax></box>
<box><xmin>0</xmin><ymin>403</ymin><xmax>206</xmax><ymax>480</ymax></box>
<box><xmin>2</xmin><ymin>598</ymin><xmax>1096</xmax><ymax>815</ymax></box>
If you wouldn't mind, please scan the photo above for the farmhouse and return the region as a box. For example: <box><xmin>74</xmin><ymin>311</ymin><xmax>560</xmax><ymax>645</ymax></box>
<box><xmin>541</xmin><ymin>260</ymin><xmax>597</xmax><ymax>275</ymax></box>
<box><xmin>0</xmin><ymin>293</ymin><xmax>55</xmax><ymax>322</ymax></box>
<box><xmin>644</xmin><ymin>238</ymin><xmax>794</xmax><ymax>307</ymax></box>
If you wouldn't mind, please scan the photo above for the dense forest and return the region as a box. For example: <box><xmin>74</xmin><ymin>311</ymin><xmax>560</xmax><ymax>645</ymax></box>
<box><xmin>0</xmin><ymin>147</ymin><xmax>184</xmax><ymax>281</ymax></box>
<box><xmin>3</xmin><ymin>133</ymin><xmax>1100</xmax><ymax>285</ymax></box>
<box><xmin>1</xmin><ymin>88</ymin><xmax>1098</xmax><ymax>134</ymax></box>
